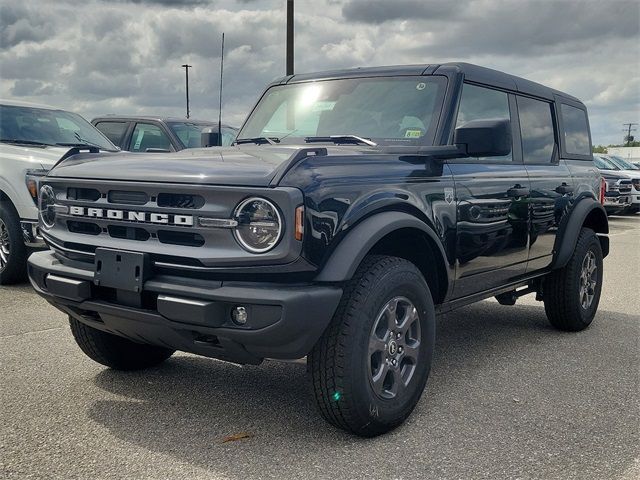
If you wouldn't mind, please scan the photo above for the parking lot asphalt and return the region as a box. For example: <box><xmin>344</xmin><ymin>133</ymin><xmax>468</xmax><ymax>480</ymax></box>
<box><xmin>1</xmin><ymin>215</ymin><xmax>638</xmax><ymax>480</ymax></box>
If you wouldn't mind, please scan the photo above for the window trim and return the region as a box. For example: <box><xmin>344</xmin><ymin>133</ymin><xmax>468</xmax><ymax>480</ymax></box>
<box><xmin>555</xmin><ymin>97</ymin><xmax>593</xmax><ymax>161</ymax></box>
<box><xmin>515</xmin><ymin>95</ymin><xmax>559</xmax><ymax>166</ymax></box>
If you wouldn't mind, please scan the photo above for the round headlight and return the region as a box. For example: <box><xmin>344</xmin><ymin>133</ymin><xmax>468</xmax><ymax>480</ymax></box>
<box><xmin>39</xmin><ymin>185</ymin><xmax>56</xmax><ymax>229</ymax></box>
<box><xmin>233</xmin><ymin>197</ymin><xmax>282</xmax><ymax>253</ymax></box>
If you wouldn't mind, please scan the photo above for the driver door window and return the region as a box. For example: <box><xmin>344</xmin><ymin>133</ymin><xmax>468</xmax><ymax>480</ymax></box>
<box><xmin>129</xmin><ymin>123</ymin><xmax>172</xmax><ymax>152</ymax></box>
<box><xmin>456</xmin><ymin>84</ymin><xmax>513</xmax><ymax>162</ymax></box>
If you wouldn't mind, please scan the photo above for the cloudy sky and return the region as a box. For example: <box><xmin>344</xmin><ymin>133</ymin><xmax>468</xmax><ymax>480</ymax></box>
<box><xmin>1</xmin><ymin>0</ymin><xmax>638</xmax><ymax>145</ymax></box>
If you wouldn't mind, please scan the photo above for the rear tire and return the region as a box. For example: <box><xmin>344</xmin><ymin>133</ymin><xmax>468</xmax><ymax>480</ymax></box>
<box><xmin>543</xmin><ymin>228</ymin><xmax>603</xmax><ymax>331</ymax></box>
<box><xmin>69</xmin><ymin>317</ymin><xmax>175</xmax><ymax>370</ymax></box>
<box><xmin>0</xmin><ymin>202</ymin><xmax>28</xmax><ymax>285</ymax></box>
<box><xmin>309</xmin><ymin>255</ymin><xmax>436</xmax><ymax>437</ymax></box>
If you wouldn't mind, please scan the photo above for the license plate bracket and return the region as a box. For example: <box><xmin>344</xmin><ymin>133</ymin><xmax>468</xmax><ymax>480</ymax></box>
<box><xmin>94</xmin><ymin>248</ymin><xmax>150</xmax><ymax>293</ymax></box>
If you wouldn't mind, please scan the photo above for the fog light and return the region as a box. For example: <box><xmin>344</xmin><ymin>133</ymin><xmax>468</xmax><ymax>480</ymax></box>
<box><xmin>231</xmin><ymin>306</ymin><xmax>248</xmax><ymax>325</ymax></box>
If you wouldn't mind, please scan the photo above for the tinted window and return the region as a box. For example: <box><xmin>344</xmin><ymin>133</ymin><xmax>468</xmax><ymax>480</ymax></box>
<box><xmin>517</xmin><ymin>97</ymin><xmax>555</xmax><ymax>163</ymax></box>
<box><xmin>95</xmin><ymin>121</ymin><xmax>128</xmax><ymax>146</ymax></box>
<box><xmin>593</xmin><ymin>155</ymin><xmax>617</xmax><ymax>170</ymax></box>
<box><xmin>239</xmin><ymin>76</ymin><xmax>446</xmax><ymax>146</ymax></box>
<box><xmin>561</xmin><ymin>104</ymin><xmax>590</xmax><ymax>155</ymax></box>
<box><xmin>221</xmin><ymin>127</ymin><xmax>237</xmax><ymax>146</ymax></box>
<box><xmin>456</xmin><ymin>83</ymin><xmax>512</xmax><ymax>161</ymax></box>
<box><xmin>0</xmin><ymin>105</ymin><xmax>117</xmax><ymax>151</ymax></box>
<box><xmin>130</xmin><ymin>123</ymin><xmax>172</xmax><ymax>152</ymax></box>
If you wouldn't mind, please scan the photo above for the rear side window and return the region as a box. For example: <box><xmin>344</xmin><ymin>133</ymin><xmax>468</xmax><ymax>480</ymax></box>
<box><xmin>561</xmin><ymin>104</ymin><xmax>590</xmax><ymax>155</ymax></box>
<box><xmin>95</xmin><ymin>121</ymin><xmax>127</xmax><ymax>145</ymax></box>
<box><xmin>456</xmin><ymin>83</ymin><xmax>512</xmax><ymax>162</ymax></box>
<box><xmin>517</xmin><ymin>97</ymin><xmax>556</xmax><ymax>163</ymax></box>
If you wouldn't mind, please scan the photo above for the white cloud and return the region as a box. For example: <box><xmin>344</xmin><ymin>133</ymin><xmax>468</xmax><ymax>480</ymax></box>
<box><xmin>0</xmin><ymin>0</ymin><xmax>638</xmax><ymax>145</ymax></box>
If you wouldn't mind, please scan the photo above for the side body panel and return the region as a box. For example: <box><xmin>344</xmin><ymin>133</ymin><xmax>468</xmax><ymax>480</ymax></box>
<box><xmin>448</xmin><ymin>162</ymin><xmax>530</xmax><ymax>297</ymax></box>
<box><xmin>280</xmin><ymin>153</ymin><xmax>457</xmax><ymax>293</ymax></box>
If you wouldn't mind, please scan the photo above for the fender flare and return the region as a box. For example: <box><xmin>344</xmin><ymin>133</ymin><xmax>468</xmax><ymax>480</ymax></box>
<box><xmin>314</xmin><ymin>211</ymin><xmax>449</xmax><ymax>283</ymax></box>
<box><xmin>552</xmin><ymin>198</ymin><xmax>609</xmax><ymax>269</ymax></box>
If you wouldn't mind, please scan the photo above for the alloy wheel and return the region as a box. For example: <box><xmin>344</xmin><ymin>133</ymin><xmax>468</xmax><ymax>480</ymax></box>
<box><xmin>0</xmin><ymin>218</ymin><xmax>10</xmax><ymax>273</ymax></box>
<box><xmin>579</xmin><ymin>250</ymin><xmax>597</xmax><ymax>310</ymax></box>
<box><xmin>368</xmin><ymin>296</ymin><xmax>421</xmax><ymax>399</ymax></box>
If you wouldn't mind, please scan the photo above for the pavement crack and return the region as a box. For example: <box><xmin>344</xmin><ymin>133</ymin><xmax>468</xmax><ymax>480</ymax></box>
<box><xmin>0</xmin><ymin>326</ymin><xmax>65</xmax><ymax>339</ymax></box>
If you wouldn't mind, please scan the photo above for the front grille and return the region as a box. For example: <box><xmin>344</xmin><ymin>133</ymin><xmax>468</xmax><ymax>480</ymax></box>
<box><xmin>42</xmin><ymin>178</ymin><xmax>299</xmax><ymax>273</ymax></box>
<box><xmin>108</xmin><ymin>190</ymin><xmax>149</xmax><ymax>205</ymax></box>
<box><xmin>67</xmin><ymin>221</ymin><xmax>101</xmax><ymax>235</ymax></box>
<box><xmin>108</xmin><ymin>225</ymin><xmax>151</xmax><ymax>241</ymax></box>
<box><xmin>67</xmin><ymin>187</ymin><xmax>101</xmax><ymax>201</ymax></box>
<box><xmin>157</xmin><ymin>230</ymin><xmax>205</xmax><ymax>247</ymax></box>
<box><xmin>157</xmin><ymin>193</ymin><xmax>204</xmax><ymax>209</ymax></box>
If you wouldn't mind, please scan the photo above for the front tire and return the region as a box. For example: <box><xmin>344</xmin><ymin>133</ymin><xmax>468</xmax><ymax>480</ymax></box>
<box><xmin>0</xmin><ymin>202</ymin><xmax>28</xmax><ymax>285</ymax></box>
<box><xmin>69</xmin><ymin>317</ymin><xmax>175</xmax><ymax>370</ymax></box>
<box><xmin>309</xmin><ymin>255</ymin><xmax>436</xmax><ymax>437</ymax></box>
<box><xmin>543</xmin><ymin>228</ymin><xmax>603</xmax><ymax>331</ymax></box>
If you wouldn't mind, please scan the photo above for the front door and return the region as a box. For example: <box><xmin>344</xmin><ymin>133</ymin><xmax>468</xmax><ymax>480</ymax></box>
<box><xmin>448</xmin><ymin>83</ymin><xmax>531</xmax><ymax>298</ymax></box>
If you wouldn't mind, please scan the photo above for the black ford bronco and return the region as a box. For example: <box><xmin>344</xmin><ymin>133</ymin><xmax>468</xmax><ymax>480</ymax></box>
<box><xmin>29</xmin><ymin>63</ymin><xmax>608</xmax><ymax>437</ymax></box>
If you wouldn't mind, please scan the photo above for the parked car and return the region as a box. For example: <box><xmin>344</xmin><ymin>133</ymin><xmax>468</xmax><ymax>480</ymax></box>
<box><xmin>0</xmin><ymin>99</ymin><xmax>118</xmax><ymax>284</ymax></box>
<box><xmin>91</xmin><ymin>116</ymin><xmax>238</xmax><ymax>152</ymax></box>
<box><xmin>593</xmin><ymin>155</ymin><xmax>633</xmax><ymax>215</ymax></box>
<box><xmin>599</xmin><ymin>154</ymin><xmax>640</xmax><ymax>213</ymax></box>
<box><xmin>29</xmin><ymin>63</ymin><xmax>608</xmax><ymax>436</ymax></box>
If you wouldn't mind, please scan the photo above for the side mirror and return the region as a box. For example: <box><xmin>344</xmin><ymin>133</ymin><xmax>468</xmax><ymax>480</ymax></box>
<box><xmin>201</xmin><ymin>127</ymin><xmax>221</xmax><ymax>147</ymax></box>
<box><xmin>454</xmin><ymin>118</ymin><xmax>511</xmax><ymax>157</ymax></box>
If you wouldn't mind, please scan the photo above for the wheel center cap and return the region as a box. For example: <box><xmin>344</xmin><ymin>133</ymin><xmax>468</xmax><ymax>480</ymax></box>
<box><xmin>387</xmin><ymin>340</ymin><xmax>398</xmax><ymax>356</ymax></box>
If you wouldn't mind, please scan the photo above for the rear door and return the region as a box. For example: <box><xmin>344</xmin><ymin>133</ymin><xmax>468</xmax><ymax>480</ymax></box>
<box><xmin>516</xmin><ymin>95</ymin><xmax>572</xmax><ymax>272</ymax></box>
<box><xmin>448</xmin><ymin>83</ymin><xmax>531</xmax><ymax>298</ymax></box>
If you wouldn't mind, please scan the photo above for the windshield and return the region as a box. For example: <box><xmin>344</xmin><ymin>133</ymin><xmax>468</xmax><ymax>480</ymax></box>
<box><xmin>593</xmin><ymin>155</ymin><xmax>618</xmax><ymax>170</ymax></box>
<box><xmin>167</xmin><ymin>122</ymin><xmax>238</xmax><ymax>148</ymax></box>
<box><xmin>0</xmin><ymin>104</ymin><xmax>118</xmax><ymax>151</ymax></box>
<box><xmin>607</xmin><ymin>155</ymin><xmax>638</xmax><ymax>170</ymax></box>
<box><xmin>238</xmin><ymin>76</ymin><xmax>446</xmax><ymax>146</ymax></box>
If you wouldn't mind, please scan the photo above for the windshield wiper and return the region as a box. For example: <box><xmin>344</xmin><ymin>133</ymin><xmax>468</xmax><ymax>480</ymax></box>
<box><xmin>235</xmin><ymin>136</ymin><xmax>280</xmax><ymax>145</ymax></box>
<box><xmin>304</xmin><ymin>135</ymin><xmax>377</xmax><ymax>147</ymax></box>
<box><xmin>55</xmin><ymin>142</ymin><xmax>102</xmax><ymax>149</ymax></box>
<box><xmin>0</xmin><ymin>138</ymin><xmax>55</xmax><ymax>147</ymax></box>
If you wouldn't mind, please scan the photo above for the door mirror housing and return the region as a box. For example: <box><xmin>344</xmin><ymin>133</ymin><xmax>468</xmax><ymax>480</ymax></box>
<box><xmin>454</xmin><ymin>119</ymin><xmax>511</xmax><ymax>157</ymax></box>
<box><xmin>201</xmin><ymin>127</ymin><xmax>222</xmax><ymax>147</ymax></box>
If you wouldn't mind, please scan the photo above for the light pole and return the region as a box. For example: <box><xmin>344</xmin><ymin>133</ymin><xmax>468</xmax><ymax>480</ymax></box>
<box><xmin>181</xmin><ymin>64</ymin><xmax>192</xmax><ymax>119</ymax></box>
<box><xmin>286</xmin><ymin>0</ymin><xmax>294</xmax><ymax>75</ymax></box>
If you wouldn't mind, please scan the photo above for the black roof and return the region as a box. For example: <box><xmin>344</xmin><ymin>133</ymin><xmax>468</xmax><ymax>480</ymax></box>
<box><xmin>280</xmin><ymin>62</ymin><xmax>581</xmax><ymax>104</ymax></box>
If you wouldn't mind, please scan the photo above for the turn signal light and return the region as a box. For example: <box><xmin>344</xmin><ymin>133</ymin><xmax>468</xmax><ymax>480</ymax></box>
<box><xmin>295</xmin><ymin>205</ymin><xmax>304</xmax><ymax>241</ymax></box>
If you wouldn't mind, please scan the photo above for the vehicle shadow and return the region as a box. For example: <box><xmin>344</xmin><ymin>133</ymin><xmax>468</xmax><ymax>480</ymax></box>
<box><xmin>88</xmin><ymin>302</ymin><xmax>639</xmax><ymax>479</ymax></box>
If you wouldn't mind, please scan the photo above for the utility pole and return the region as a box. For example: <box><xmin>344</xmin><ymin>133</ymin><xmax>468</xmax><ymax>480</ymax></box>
<box><xmin>286</xmin><ymin>0</ymin><xmax>294</xmax><ymax>75</ymax></box>
<box><xmin>181</xmin><ymin>63</ymin><xmax>192</xmax><ymax>119</ymax></box>
<box><xmin>218</xmin><ymin>33</ymin><xmax>225</xmax><ymax>146</ymax></box>
<box><xmin>623</xmin><ymin>123</ymin><xmax>637</xmax><ymax>146</ymax></box>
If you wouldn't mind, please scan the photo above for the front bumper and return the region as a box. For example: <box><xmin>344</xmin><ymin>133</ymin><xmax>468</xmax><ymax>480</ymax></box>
<box><xmin>20</xmin><ymin>220</ymin><xmax>45</xmax><ymax>248</ymax></box>
<box><xmin>28</xmin><ymin>250</ymin><xmax>342</xmax><ymax>364</ymax></box>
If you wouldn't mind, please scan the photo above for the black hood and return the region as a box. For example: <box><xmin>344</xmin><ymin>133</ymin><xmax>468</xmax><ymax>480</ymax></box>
<box><xmin>47</xmin><ymin>145</ymin><xmax>309</xmax><ymax>187</ymax></box>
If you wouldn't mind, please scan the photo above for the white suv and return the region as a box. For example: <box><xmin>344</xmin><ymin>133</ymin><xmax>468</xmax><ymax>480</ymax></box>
<box><xmin>601</xmin><ymin>154</ymin><xmax>640</xmax><ymax>213</ymax></box>
<box><xmin>0</xmin><ymin>99</ymin><xmax>118</xmax><ymax>284</ymax></box>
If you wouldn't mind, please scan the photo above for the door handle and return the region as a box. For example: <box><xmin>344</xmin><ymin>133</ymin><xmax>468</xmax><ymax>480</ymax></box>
<box><xmin>555</xmin><ymin>183</ymin><xmax>574</xmax><ymax>194</ymax></box>
<box><xmin>507</xmin><ymin>186</ymin><xmax>530</xmax><ymax>198</ymax></box>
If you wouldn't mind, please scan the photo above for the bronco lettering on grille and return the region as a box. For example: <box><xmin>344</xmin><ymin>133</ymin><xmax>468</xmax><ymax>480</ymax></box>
<box><xmin>68</xmin><ymin>206</ymin><xmax>194</xmax><ymax>226</ymax></box>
